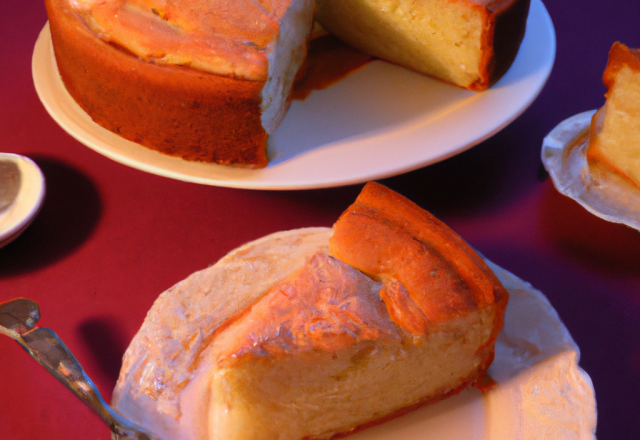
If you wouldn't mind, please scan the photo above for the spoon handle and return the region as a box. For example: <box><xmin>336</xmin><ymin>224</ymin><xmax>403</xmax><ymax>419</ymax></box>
<box><xmin>0</xmin><ymin>299</ymin><xmax>154</xmax><ymax>440</ymax></box>
<box><xmin>19</xmin><ymin>328</ymin><xmax>153</xmax><ymax>440</ymax></box>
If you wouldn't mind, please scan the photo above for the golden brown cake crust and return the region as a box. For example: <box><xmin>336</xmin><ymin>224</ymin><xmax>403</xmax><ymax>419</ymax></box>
<box><xmin>45</xmin><ymin>0</ymin><xmax>269</xmax><ymax>168</ymax></box>
<box><xmin>330</xmin><ymin>182</ymin><xmax>508</xmax><ymax>334</ymax></box>
<box><xmin>601</xmin><ymin>42</ymin><xmax>640</xmax><ymax>92</ymax></box>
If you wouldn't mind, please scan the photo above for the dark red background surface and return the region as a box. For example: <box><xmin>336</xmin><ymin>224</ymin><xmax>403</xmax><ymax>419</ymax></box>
<box><xmin>1</xmin><ymin>1</ymin><xmax>639</xmax><ymax>439</ymax></box>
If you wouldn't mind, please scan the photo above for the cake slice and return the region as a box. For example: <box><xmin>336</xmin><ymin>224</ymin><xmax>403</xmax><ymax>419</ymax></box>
<box><xmin>44</xmin><ymin>0</ymin><xmax>315</xmax><ymax>168</ymax></box>
<box><xmin>112</xmin><ymin>183</ymin><xmax>508</xmax><ymax>440</ymax></box>
<box><xmin>314</xmin><ymin>0</ymin><xmax>531</xmax><ymax>91</ymax></box>
<box><xmin>586</xmin><ymin>42</ymin><xmax>640</xmax><ymax>189</ymax></box>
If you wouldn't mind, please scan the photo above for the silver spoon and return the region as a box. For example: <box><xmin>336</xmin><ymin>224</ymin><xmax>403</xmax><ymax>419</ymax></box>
<box><xmin>0</xmin><ymin>298</ymin><xmax>155</xmax><ymax>440</ymax></box>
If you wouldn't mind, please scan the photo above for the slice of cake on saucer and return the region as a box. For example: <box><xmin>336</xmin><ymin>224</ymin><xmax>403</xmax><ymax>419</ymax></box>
<box><xmin>586</xmin><ymin>42</ymin><xmax>640</xmax><ymax>189</ymax></box>
<box><xmin>112</xmin><ymin>182</ymin><xmax>507</xmax><ymax>440</ymax></box>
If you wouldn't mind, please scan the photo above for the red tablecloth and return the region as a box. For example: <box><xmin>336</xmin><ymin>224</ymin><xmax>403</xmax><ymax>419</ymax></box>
<box><xmin>1</xmin><ymin>1</ymin><xmax>639</xmax><ymax>439</ymax></box>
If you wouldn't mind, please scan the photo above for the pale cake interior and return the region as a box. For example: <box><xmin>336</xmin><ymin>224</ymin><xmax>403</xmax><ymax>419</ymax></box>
<box><xmin>315</xmin><ymin>0</ymin><xmax>490</xmax><ymax>88</ymax></box>
<box><xmin>194</xmin><ymin>310</ymin><xmax>494</xmax><ymax>440</ymax></box>
<box><xmin>589</xmin><ymin>64</ymin><xmax>640</xmax><ymax>188</ymax></box>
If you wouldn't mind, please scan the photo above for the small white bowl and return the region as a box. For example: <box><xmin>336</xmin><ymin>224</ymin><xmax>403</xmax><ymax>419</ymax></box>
<box><xmin>0</xmin><ymin>154</ymin><xmax>46</xmax><ymax>248</ymax></box>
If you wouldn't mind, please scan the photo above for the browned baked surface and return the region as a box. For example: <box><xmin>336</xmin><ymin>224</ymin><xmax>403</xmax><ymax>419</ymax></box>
<box><xmin>330</xmin><ymin>182</ymin><xmax>508</xmax><ymax>335</ymax></box>
<box><xmin>601</xmin><ymin>42</ymin><xmax>640</xmax><ymax>89</ymax></box>
<box><xmin>45</xmin><ymin>0</ymin><xmax>269</xmax><ymax>168</ymax></box>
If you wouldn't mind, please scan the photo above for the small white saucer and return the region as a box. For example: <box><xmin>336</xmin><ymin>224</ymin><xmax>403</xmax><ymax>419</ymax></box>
<box><xmin>541</xmin><ymin>110</ymin><xmax>640</xmax><ymax>231</ymax></box>
<box><xmin>0</xmin><ymin>154</ymin><xmax>46</xmax><ymax>248</ymax></box>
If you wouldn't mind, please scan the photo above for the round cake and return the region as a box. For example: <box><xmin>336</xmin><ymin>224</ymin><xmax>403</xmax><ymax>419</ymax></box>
<box><xmin>43</xmin><ymin>0</ymin><xmax>530</xmax><ymax>167</ymax></box>
<box><xmin>44</xmin><ymin>0</ymin><xmax>315</xmax><ymax>168</ymax></box>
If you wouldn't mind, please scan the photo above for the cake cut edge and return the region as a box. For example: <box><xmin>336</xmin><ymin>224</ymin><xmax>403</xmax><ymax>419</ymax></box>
<box><xmin>586</xmin><ymin>42</ymin><xmax>640</xmax><ymax>189</ymax></box>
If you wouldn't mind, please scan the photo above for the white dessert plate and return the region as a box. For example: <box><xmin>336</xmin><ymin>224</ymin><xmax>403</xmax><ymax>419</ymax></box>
<box><xmin>542</xmin><ymin>110</ymin><xmax>640</xmax><ymax>231</ymax></box>
<box><xmin>33</xmin><ymin>0</ymin><xmax>555</xmax><ymax>190</ymax></box>
<box><xmin>349</xmin><ymin>261</ymin><xmax>596</xmax><ymax>440</ymax></box>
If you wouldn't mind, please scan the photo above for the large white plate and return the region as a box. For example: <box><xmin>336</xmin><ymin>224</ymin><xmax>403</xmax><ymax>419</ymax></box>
<box><xmin>350</xmin><ymin>261</ymin><xmax>596</xmax><ymax>440</ymax></box>
<box><xmin>33</xmin><ymin>0</ymin><xmax>555</xmax><ymax>190</ymax></box>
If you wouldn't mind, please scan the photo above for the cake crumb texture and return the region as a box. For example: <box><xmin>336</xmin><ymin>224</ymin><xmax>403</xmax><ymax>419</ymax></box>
<box><xmin>587</xmin><ymin>42</ymin><xmax>640</xmax><ymax>188</ymax></box>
